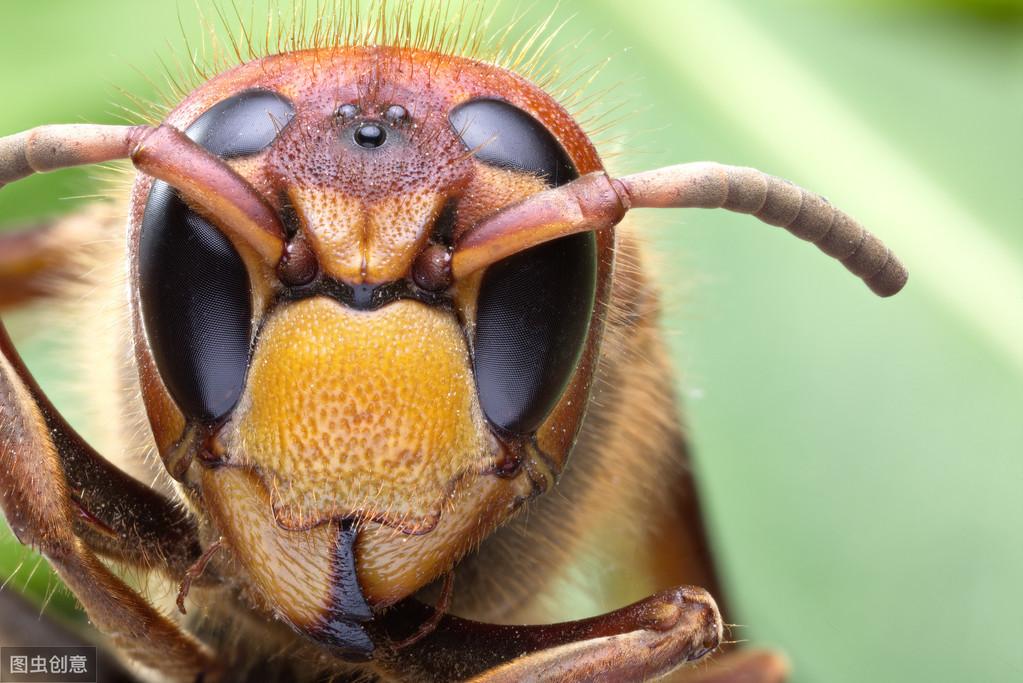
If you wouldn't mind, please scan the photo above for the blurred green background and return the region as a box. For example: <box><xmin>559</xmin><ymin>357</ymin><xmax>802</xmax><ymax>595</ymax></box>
<box><xmin>0</xmin><ymin>1</ymin><xmax>1020</xmax><ymax>681</ymax></box>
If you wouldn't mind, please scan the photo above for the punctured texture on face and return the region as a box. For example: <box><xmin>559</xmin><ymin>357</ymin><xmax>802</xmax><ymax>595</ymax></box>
<box><xmin>230</xmin><ymin>297</ymin><xmax>495</xmax><ymax>534</ymax></box>
<box><xmin>126</xmin><ymin>45</ymin><xmax>615</xmax><ymax>617</ymax></box>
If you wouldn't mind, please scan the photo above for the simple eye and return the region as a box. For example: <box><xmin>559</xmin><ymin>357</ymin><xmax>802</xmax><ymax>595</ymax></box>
<box><xmin>449</xmin><ymin>98</ymin><xmax>576</xmax><ymax>187</ymax></box>
<box><xmin>137</xmin><ymin>89</ymin><xmax>291</xmax><ymax>421</ymax></box>
<box><xmin>453</xmin><ymin>98</ymin><xmax>597</xmax><ymax>434</ymax></box>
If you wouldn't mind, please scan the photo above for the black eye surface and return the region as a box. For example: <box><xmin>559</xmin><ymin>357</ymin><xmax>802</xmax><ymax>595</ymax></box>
<box><xmin>449</xmin><ymin>98</ymin><xmax>576</xmax><ymax>187</ymax></box>
<box><xmin>473</xmin><ymin>233</ymin><xmax>597</xmax><ymax>434</ymax></box>
<box><xmin>183</xmin><ymin>89</ymin><xmax>294</xmax><ymax>158</ymax></box>
<box><xmin>139</xmin><ymin>182</ymin><xmax>252</xmax><ymax>421</ymax></box>
<box><xmin>459</xmin><ymin>99</ymin><xmax>595</xmax><ymax>434</ymax></box>
<box><xmin>353</xmin><ymin>123</ymin><xmax>387</xmax><ymax>148</ymax></box>
<box><xmin>137</xmin><ymin>90</ymin><xmax>286</xmax><ymax>421</ymax></box>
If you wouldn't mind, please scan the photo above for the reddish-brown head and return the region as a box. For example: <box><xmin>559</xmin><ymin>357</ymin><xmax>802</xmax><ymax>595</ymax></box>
<box><xmin>126</xmin><ymin>46</ymin><xmax>614</xmax><ymax>655</ymax></box>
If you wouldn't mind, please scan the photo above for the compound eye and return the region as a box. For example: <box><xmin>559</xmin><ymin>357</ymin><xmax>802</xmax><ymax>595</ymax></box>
<box><xmin>452</xmin><ymin>98</ymin><xmax>596</xmax><ymax>434</ymax></box>
<box><xmin>449</xmin><ymin>98</ymin><xmax>576</xmax><ymax>187</ymax></box>
<box><xmin>183</xmin><ymin>89</ymin><xmax>295</xmax><ymax>158</ymax></box>
<box><xmin>137</xmin><ymin>90</ymin><xmax>291</xmax><ymax>422</ymax></box>
<box><xmin>139</xmin><ymin>182</ymin><xmax>251</xmax><ymax>422</ymax></box>
<box><xmin>473</xmin><ymin>233</ymin><xmax>597</xmax><ymax>434</ymax></box>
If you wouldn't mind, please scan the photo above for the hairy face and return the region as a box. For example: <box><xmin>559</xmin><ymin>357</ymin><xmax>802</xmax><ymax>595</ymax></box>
<box><xmin>127</xmin><ymin>46</ymin><xmax>614</xmax><ymax>650</ymax></box>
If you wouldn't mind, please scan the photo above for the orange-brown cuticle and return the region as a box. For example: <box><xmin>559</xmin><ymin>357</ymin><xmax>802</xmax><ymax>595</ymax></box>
<box><xmin>490</xmin><ymin>448</ymin><xmax>523</xmax><ymax>477</ymax></box>
<box><xmin>127</xmin><ymin>45</ymin><xmax>615</xmax><ymax>611</ymax></box>
<box><xmin>278</xmin><ymin>235</ymin><xmax>320</xmax><ymax>287</ymax></box>
<box><xmin>200</xmin><ymin>424</ymin><xmax>230</xmax><ymax>465</ymax></box>
<box><xmin>412</xmin><ymin>244</ymin><xmax>453</xmax><ymax>292</ymax></box>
